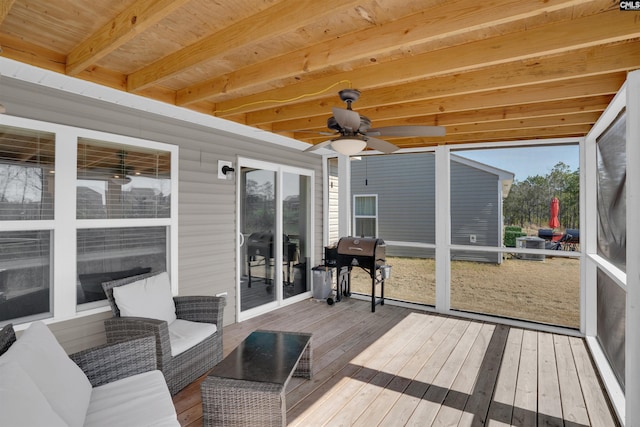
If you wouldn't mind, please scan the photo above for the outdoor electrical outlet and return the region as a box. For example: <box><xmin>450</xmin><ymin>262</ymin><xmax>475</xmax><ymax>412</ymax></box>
<box><xmin>469</xmin><ymin>234</ymin><xmax>477</xmax><ymax>243</ymax></box>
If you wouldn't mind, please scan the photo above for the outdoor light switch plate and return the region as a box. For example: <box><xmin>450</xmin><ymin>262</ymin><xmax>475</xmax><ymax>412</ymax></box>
<box><xmin>470</xmin><ymin>234</ymin><xmax>477</xmax><ymax>243</ymax></box>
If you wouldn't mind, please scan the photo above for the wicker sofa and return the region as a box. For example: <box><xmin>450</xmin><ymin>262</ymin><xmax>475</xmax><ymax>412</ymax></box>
<box><xmin>102</xmin><ymin>272</ymin><xmax>226</xmax><ymax>395</ymax></box>
<box><xmin>0</xmin><ymin>321</ymin><xmax>179</xmax><ymax>427</ymax></box>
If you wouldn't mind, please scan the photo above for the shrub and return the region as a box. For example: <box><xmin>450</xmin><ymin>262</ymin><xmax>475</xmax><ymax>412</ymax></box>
<box><xmin>505</xmin><ymin>226</ymin><xmax>522</xmax><ymax>232</ymax></box>
<box><xmin>504</xmin><ymin>230</ymin><xmax>527</xmax><ymax>247</ymax></box>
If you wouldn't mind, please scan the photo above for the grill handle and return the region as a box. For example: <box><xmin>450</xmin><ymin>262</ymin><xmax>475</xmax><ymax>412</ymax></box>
<box><xmin>348</xmin><ymin>246</ymin><xmax>363</xmax><ymax>251</ymax></box>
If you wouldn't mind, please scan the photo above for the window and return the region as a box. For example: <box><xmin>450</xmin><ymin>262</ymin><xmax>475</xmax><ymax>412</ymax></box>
<box><xmin>0</xmin><ymin>116</ymin><xmax>177</xmax><ymax>325</ymax></box>
<box><xmin>75</xmin><ymin>140</ymin><xmax>173</xmax><ymax>306</ymax></box>
<box><xmin>77</xmin><ymin>140</ymin><xmax>171</xmax><ymax>219</ymax></box>
<box><xmin>353</xmin><ymin>195</ymin><xmax>378</xmax><ymax>237</ymax></box>
<box><xmin>77</xmin><ymin>227</ymin><xmax>167</xmax><ymax>304</ymax></box>
<box><xmin>450</xmin><ymin>143</ymin><xmax>581</xmax><ymax>328</ymax></box>
<box><xmin>0</xmin><ymin>125</ymin><xmax>55</xmax><ymax>322</ymax></box>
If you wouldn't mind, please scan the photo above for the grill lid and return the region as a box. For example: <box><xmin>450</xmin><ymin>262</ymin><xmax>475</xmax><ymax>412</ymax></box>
<box><xmin>336</xmin><ymin>237</ymin><xmax>384</xmax><ymax>257</ymax></box>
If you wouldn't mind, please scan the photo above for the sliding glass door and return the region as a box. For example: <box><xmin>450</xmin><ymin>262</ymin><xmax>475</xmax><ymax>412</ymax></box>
<box><xmin>238</xmin><ymin>159</ymin><xmax>313</xmax><ymax>319</ymax></box>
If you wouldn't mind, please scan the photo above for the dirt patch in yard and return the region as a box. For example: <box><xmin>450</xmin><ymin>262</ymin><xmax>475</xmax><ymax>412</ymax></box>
<box><xmin>349</xmin><ymin>255</ymin><xmax>580</xmax><ymax>329</ymax></box>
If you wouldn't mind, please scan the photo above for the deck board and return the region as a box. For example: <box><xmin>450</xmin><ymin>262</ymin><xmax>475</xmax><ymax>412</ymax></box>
<box><xmin>554</xmin><ymin>335</ymin><xmax>591</xmax><ymax>425</ymax></box>
<box><xmin>172</xmin><ymin>298</ymin><xmax>619</xmax><ymax>426</ymax></box>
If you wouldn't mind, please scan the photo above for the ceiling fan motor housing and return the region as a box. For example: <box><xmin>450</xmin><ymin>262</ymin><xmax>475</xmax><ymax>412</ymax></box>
<box><xmin>327</xmin><ymin>114</ymin><xmax>372</xmax><ymax>134</ymax></box>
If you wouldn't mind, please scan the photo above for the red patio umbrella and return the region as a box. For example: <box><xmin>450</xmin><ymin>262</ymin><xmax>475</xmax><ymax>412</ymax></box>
<box><xmin>549</xmin><ymin>197</ymin><xmax>560</xmax><ymax>229</ymax></box>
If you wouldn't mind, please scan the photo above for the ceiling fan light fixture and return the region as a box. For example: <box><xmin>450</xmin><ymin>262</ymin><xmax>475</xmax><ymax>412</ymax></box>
<box><xmin>331</xmin><ymin>137</ymin><xmax>367</xmax><ymax>156</ymax></box>
<box><xmin>109</xmin><ymin>175</ymin><xmax>132</xmax><ymax>185</ymax></box>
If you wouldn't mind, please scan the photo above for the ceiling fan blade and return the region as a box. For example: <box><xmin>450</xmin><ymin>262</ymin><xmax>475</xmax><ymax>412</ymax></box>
<box><xmin>365</xmin><ymin>137</ymin><xmax>400</xmax><ymax>154</ymax></box>
<box><xmin>332</xmin><ymin>107</ymin><xmax>361</xmax><ymax>132</ymax></box>
<box><xmin>304</xmin><ymin>139</ymin><xmax>333</xmax><ymax>152</ymax></box>
<box><xmin>275</xmin><ymin>129</ymin><xmax>334</xmax><ymax>136</ymax></box>
<box><xmin>368</xmin><ymin>125</ymin><xmax>446</xmax><ymax>137</ymax></box>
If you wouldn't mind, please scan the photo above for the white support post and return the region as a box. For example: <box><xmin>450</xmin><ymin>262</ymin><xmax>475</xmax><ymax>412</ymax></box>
<box><xmin>582</xmin><ymin>131</ymin><xmax>597</xmax><ymax>336</ymax></box>
<box><xmin>435</xmin><ymin>145</ymin><xmax>450</xmax><ymax>312</ymax></box>
<box><xmin>53</xmin><ymin>128</ymin><xmax>78</xmax><ymax>320</ymax></box>
<box><xmin>338</xmin><ymin>154</ymin><xmax>351</xmax><ymax>238</ymax></box>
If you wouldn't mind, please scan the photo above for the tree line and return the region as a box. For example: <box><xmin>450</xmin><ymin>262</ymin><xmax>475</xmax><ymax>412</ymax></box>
<box><xmin>503</xmin><ymin>162</ymin><xmax>579</xmax><ymax>230</ymax></box>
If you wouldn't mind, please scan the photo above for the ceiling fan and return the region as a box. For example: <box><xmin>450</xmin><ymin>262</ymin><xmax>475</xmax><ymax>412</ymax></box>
<box><xmin>304</xmin><ymin>89</ymin><xmax>445</xmax><ymax>155</ymax></box>
<box><xmin>109</xmin><ymin>151</ymin><xmax>133</xmax><ymax>185</ymax></box>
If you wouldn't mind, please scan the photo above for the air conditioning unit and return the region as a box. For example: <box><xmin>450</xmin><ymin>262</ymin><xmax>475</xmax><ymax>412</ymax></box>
<box><xmin>516</xmin><ymin>237</ymin><xmax>545</xmax><ymax>261</ymax></box>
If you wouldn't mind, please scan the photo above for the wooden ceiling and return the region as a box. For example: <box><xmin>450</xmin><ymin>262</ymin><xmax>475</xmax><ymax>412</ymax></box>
<box><xmin>1</xmin><ymin>0</ymin><xmax>638</xmax><ymax>151</ymax></box>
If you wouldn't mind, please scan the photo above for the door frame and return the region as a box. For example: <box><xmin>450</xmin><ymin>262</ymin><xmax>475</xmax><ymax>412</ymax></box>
<box><xmin>236</xmin><ymin>157</ymin><xmax>315</xmax><ymax>322</ymax></box>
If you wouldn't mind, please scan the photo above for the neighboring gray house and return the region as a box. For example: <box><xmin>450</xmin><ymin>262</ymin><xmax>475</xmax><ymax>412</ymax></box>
<box><xmin>337</xmin><ymin>152</ymin><xmax>513</xmax><ymax>263</ymax></box>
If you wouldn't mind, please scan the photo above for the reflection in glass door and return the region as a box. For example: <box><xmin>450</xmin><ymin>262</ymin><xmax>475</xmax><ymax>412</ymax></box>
<box><xmin>238</xmin><ymin>161</ymin><xmax>314</xmax><ymax>317</ymax></box>
<box><xmin>283</xmin><ymin>173</ymin><xmax>311</xmax><ymax>300</ymax></box>
<box><xmin>240</xmin><ymin>167</ymin><xmax>277</xmax><ymax>311</ymax></box>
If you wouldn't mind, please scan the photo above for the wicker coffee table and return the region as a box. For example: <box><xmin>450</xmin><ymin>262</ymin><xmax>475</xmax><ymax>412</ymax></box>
<box><xmin>201</xmin><ymin>330</ymin><xmax>312</xmax><ymax>426</ymax></box>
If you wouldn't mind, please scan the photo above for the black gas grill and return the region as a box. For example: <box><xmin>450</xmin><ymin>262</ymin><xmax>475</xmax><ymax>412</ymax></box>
<box><xmin>335</xmin><ymin>237</ymin><xmax>388</xmax><ymax>312</ymax></box>
<box><xmin>246</xmin><ymin>233</ymin><xmax>297</xmax><ymax>289</ymax></box>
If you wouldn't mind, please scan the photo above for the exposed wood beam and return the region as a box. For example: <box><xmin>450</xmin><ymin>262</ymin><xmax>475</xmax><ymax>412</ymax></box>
<box><xmin>443</xmin><ymin>111</ymin><xmax>600</xmax><ymax>135</ymax></box>
<box><xmin>241</xmin><ymin>40</ymin><xmax>639</xmax><ymax>126</ymax></box>
<box><xmin>346</xmin><ymin>74</ymin><xmax>624</xmax><ymax>124</ymax></box>
<box><xmin>213</xmin><ymin>10</ymin><xmax>639</xmax><ymax>117</ymax></box>
<box><xmin>286</xmin><ymin>74</ymin><xmax>622</xmax><ymax>147</ymax></box>
<box><xmin>126</xmin><ymin>0</ymin><xmax>364</xmax><ymax>92</ymax></box>
<box><xmin>299</xmin><ymin>108</ymin><xmax>603</xmax><ymax>143</ymax></box>
<box><xmin>0</xmin><ymin>0</ymin><xmax>15</xmax><ymax>25</ymax></box>
<box><xmin>176</xmin><ymin>0</ymin><xmax>589</xmax><ymax>106</ymax></box>
<box><xmin>0</xmin><ymin>33</ymin><xmax>128</xmax><ymax>90</ymax></box>
<box><xmin>281</xmin><ymin>94</ymin><xmax>614</xmax><ymax>135</ymax></box>
<box><xmin>0</xmin><ymin>33</ymin><xmax>66</xmax><ymax>73</ymax></box>
<box><xmin>399</xmin><ymin>125</ymin><xmax>591</xmax><ymax>147</ymax></box>
<box><xmin>66</xmin><ymin>0</ymin><xmax>190</xmax><ymax>76</ymax></box>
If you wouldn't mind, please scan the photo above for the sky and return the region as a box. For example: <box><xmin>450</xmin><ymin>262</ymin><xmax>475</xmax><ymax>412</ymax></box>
<box><xmin>455</xmin><ymin>144</ymin><xmax>580</xmax><ymax>182</ymax></box>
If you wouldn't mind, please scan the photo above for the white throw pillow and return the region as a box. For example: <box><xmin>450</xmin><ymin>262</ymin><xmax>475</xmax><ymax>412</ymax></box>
<box><xmin>113</xmin><ymin>272</ymin><xmax>177</xmax><ymax>324</ymax></box>
<box><xmin>0</xmin><ymin>362</ymin><xmax>68</xmax><ymax>427</ymax></box>
<box><xmin>0</xmin><ymin>321</ymin><xmax>92</xmax><ymax>427</ymax></box>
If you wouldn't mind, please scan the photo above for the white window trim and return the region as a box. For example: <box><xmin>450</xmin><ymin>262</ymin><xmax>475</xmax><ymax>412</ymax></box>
<box><xmin>0</xmin><ymin>114</ymin><xmax>178</xmax><ymax>328</ymax></box>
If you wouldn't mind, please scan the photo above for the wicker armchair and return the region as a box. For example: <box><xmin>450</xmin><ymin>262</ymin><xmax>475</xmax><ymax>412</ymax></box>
<box><xmin>101</xmin><ymin>272</ymin><xmax>226</xmax><ymax>395</ymax></box>
<box><xmin>1</xmin><ymin>323</ymin><xmax>158</xmax><ymax>385</ymax></box>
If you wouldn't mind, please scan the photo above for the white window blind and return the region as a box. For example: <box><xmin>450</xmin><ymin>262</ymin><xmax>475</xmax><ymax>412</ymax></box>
<box><xmin>77</xmin><ymin>139</ymin><xmax>171</xmax><ymax>219</ymax></box>
<box><xmin>0</xmin><ymin>125</ymin><xmax>55</xmax><ymax>221</ymax></box>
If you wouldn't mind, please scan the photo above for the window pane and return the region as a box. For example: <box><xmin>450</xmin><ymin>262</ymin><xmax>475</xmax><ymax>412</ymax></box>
<box><xmin>596</xmin><ymin>111</ymin><xmax>626</xmax><ymax>270</ymax></box>
<box><xmin>349</xmin><ymin>250</ymin><xmax>435</xmax><ymax>306</ymax></box>
<box><xmin>0</xmin><ymin>125</ymin><xmax>55</xmax><ymax>220</ymax></box>
<box><xmin>453</xmin><ymin>145</ymin><xmax>580</xmax><ymax>251</ymax></box>
<box><xmin>241</xmin><ymin>168</ymin><xmax>277</xmax><ymax>311</ymax></box>
<box><xmin>0</xmin><ymin>230</ymin><xmax>52</xmax><ymax>323</ymax></box>
<box><xmin>283</xmin><ymin>173</ymin><xmax>311</xmax><ymax>299</ymax></box>
<box><xmin>596</xmin><ymin>268</ymin><xmax>625</xmax><ymax>389</ymax></box>
<box><xmin>350</xmin><ymin>153</ymin><xmax>436</xmax><ymax>245</ymax></box>
<box><xmin>355</xmin><ymin>218</ymin><xmax>376</xmax><ymax>237</ymax></box>
<box><xmin>450</xmin><ymin>250</ymin><xmax>580</xmax><ymax>329</ymax></box>
<box><xmin>355</xmin><ymin>196</ymin><xmax>376</xmax><ymax>216</ymax></box>
<box><xmin>77</xmin><ymin>140</ymin><xmax>171</xmax><ymax>219</ymax></box>
<box><xmin>77</xmin><ymin>227</ymin><xmax>167</xmax><ymax>304</ymax></box>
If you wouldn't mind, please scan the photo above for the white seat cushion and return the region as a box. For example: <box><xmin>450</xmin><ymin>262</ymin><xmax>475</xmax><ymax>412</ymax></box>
<box><xmin>113</xmin><ymin>272</ymin><xmax>177</xmax><ymax>324</ymax></box>
<box><xmin>85</xmin><ymin>370</ymin><xmax>179</xmax><ymax>427</ymax></box>
<box><xmin>0</xmin><ymin>321</ymin><xmax>92</xmax><ymax>427</ymax></box>
<box><xmin>168</xmin><ymin>319</ymin><xmax>217</xmax><ymax>357</ymax></box>
<box><xmin>0</xmin><ymin>362</ymin><xmax>67</xmax><ymax>427</ymax></box>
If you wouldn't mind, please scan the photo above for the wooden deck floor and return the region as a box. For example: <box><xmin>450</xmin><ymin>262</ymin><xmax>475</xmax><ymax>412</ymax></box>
<box><xmin>173</xmin><ymin>298</ymin><xmax>618</xmax><ymax>426</ymax></box>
